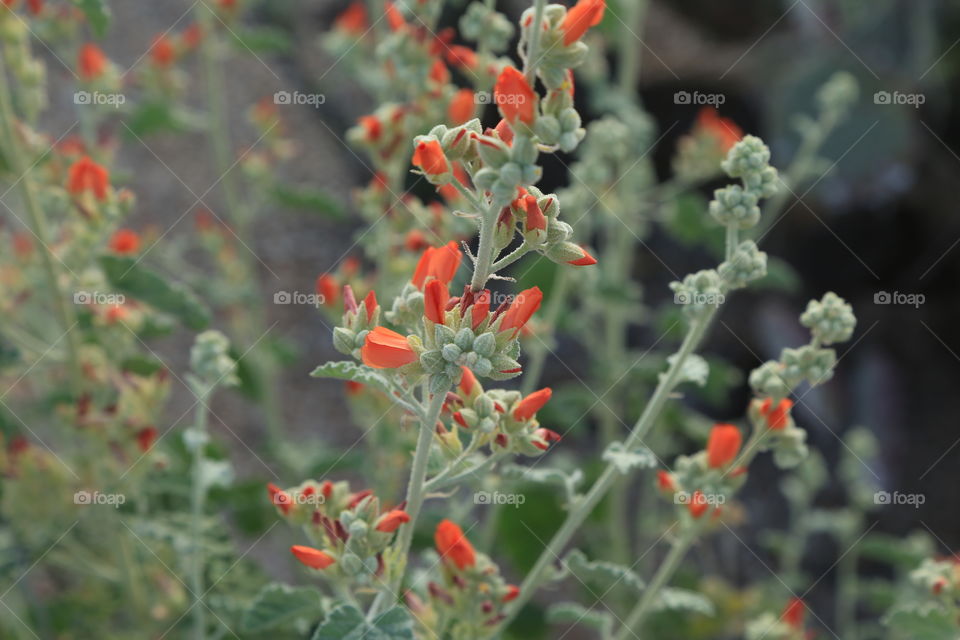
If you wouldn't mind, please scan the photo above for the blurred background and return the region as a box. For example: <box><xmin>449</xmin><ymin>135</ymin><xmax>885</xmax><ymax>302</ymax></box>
<box><xmin>19</xmin><ymin>0</ymin><xmax>960</xmax><ymax>635</ymax></box>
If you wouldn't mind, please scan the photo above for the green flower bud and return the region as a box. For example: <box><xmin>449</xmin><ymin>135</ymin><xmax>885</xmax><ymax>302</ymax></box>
<box><xmin>721</xmin><ymin>135</ymin><xmax>772</xmax><ymax>179</ymax></box>
<box><xmin>800</xmin><ymin>292</ymin><xmax>856</xmax><ymax>345</ymax></box>
<box><xmin>454</xmin><ymin>327</ymin><xmax>474</xmax><ymax>352</ymax></box>
<box><xmin>709</xmin><ymin>185</ymin><xmax>760</xmax><ymax>229</ymax></box>
<box><xmin>473</xmin><ymin>357</ymin><xmax>493</xmax><ymax>377</ymax></box>
<box><xmin>545</xmin><ymin>240</ymin><xmax>585</xmax><ymax>264</ymax></box>
<box><xmin>339</xmin><ymin>553</ymin><xmax>363</xmax><ymax>576</ymax></box>
<box><xmin>748</xmin><ymin>360</ymin><xmax>792</xmax><ymax>399</ymax></box>
<box><xmin>333</xmin><ymin>327</ymin><xmax>356</xmax><ymax>355</ymax></box>
<box><xmin>534</xmin><ymin>115</ymin><xmax>561</xmax><ymax>145</ymax></box>
<box><xmin>473</xmin><ymin>332</ymin><xmax>496</xmax><ymax>358</ymax></box>
<box><xmin>781</xmin><ymin>345</ymin><xmax>837</xmax><ymax>387</ymax></box>
<box><xmin>719</xmin><ymin>241</ymin><xmax>767</xmax><ymax>289</ymax></box>
<box><xmin>441</xmin><ymin>343</ymin><xmax>462</xmax><ymax>362</ymax></box>
<box><xmin>473</xmin><ymin>167</ymin><xmax>499</xmax><ymax>191</ymax></box>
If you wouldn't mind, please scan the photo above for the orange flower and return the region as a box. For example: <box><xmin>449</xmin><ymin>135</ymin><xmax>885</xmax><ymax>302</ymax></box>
<box><xmin>424</xmin><ymin>279</ymin><xmax>449</xmax><ymax>325</ymax></box>
<box><xmin>494</xmin><ymin>66</ymin><xmax>536</xmax><ymax>126</ymax></box>
<box><xmin>533</xmin><ymin>427</ymin><xmax>561</xmax><ymax>450</ymax></box>
<box><xmin>435</xmin><ymin>519</ymin><xmax>475</xmax><ymax>570</ymax></box>
<box><xmin>182</xmin><ymin>23</ymin><xmax>204</xmax><ymax>49</ymax></box>
<box><xmin>78</xmin><ymin>43</ymin><xmax>106</xmax><ymax>80</ymax></box>
<box><xmin>471</xmin><ymin>289</ymin><xmax>490</xmax><ymax>329</ymax></box>
<box><xmin>267</xmin><ymin>482</ymin><xmax>293</xmax><ymax>514</ymax></box>
<box><xmin>429</xmin><ymin>59</ymin><xmax>450</xmax><ymax>85</ymax></box>
<box><xmin>759</xmin><ymin>397</ymin><xmax>794</xmax><ymax>430</ymax></box>
<box><xmin>136</xmin><ymin>426</ymin><xmax>157</xmax><ymax>452</ymax></box>
<box><xmin>568</xmin><ymin>246</ymin><xmax>597</xmax><ymax>266</ymax></box>
<box><xmin>513</xmin><ymin>387</ymin><xmax>552</xmax><ymax>421</ymax></box>
<box><xmin>559</xmin><ymin>0</ymin><xmax>606</xmax><ymax>46</ymax></box>
<box><xmin>315</xmin><ymin>274</ymin><xmax>339</xmax><ymax>307</ymax></box>
<box><xmin>445</xmin><ymin>45</ymin><xmax>477</xmax><ymax>70</ymax></box>
<box><xmin>375</xmin><ymin>509</ymin><xmax>411</xmax><ymax>533</ymax></box>
<box><xmin>334</xmin><ymin>1</ymin><xmax>368</xmax><ymax>35</ymax></box>
<box><xmin>290</xmin><ymin>545</ymin><xmax>335</xmax><ymax>570</ymax></box>
<box><xmin>358</xmin><ymin>115</ymin><xmax>382</xmax><ymax>142</ymax></box>
<box><xmin>656</xmin><ymin>470</ymin><xmax>675</xmax><ymax>492</ymax></box>
<box><xmin>448</xmin><ymin>89</ymin><xmax>475</xmax><ymax>125</ymax></box>
<box><xmin>150</xmin><ymin>34</ymin><xmax>175</xmax><ymax>67</ymax></box>
<box><xmin>109</xmin><ymin>229</ymin><xmax>140</xmax><ymax>254</ymax></box>
<box><xmin>502</xmin><ymin>584</ymin><xmax>520</xmax><ymax>602</ymax></box>
<box><xmin>412</xmin><ymin>139</ymin><xmax>450</xmax><ymax>176</ymax></box>
<box><xmin>522</xmin><ymin>194</ymin><xmax>546</xmax><ymax>231</ymax></box>
<box><xmin>782</xmin><ymin>598</ymin><xmax>805</xmax><ymax>630</ymax></box>
<box><xmin>411</xmin><ymin>241</ymin><xmax>462</xmax><ymax>289</ymax></box>
<box><xmin>706</xmin><ymin>423</ymin><xmax>742</xmax><ymax>469</ymax></box>
<box><xmin>362</xmin><ymin>290</ymin><xmax>377</xmax><ymax>323</ymax></box>
<box><xmin>688</xmin><ymin>490</ymin><xmax>709</xmax><ymax>518</ymax></box>
<box><xmin>499</xmin><ymin>286</ymin><xmax>542</xmax><ymax>335</ymax></box>
<box><xmin>385</xmin><ymin>1</ymin><xmax>405</xmax><ymax>31</ymax></box>
<box><xmin>67</xmin><ymin>156</ymin><xmax>109</xmax><ymax>200</ymax></box>
<box><xmin>696</xmin><ymin>107</ymin><xmax>742</xmax><ymax>153</ymax></box>
<box><xmin>459</xmin><ymin>366</ymin><xmax>477</xmax><ymax>395</ymax></box>
<box><xmin>361</xmin><ymin>327</ymin><xmax>417</xmax><ymax>369</ymax></box>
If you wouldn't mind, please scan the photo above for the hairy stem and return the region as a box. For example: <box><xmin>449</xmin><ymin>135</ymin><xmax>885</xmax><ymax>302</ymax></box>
<box><xmin>522</xmin><ymin>0</ymin><xmax>548</xmax><ymax>83</ymax></box>
<box><xmin>469</xmin><ymin>203</ymin><xmax>499</xmax><ymax>290</ymax></box>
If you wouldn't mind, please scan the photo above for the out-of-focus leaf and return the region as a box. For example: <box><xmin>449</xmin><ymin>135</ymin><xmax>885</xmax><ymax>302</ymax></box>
<box><xmin>311</xmin><ymin>605</ymin><xmax>413</xmax><ymax>640</ymax></box>
<box><xmin>661</xmin><ymin>353</ymin><xmax>708</xmax><ymax>387</ymax></box>
<box><xmin>653</xmin><ymin>587</ymin><xmax>715</xmax><ymax>616</ymax></box>
<box><xmin>120</xmin><ymin>355</ymin><xmax>164</xmax><ymax>376</ymax></box>
<box><xmin>561</xmin><ymin>549</ymin><xmax>645</xmax><ymax>593</ymax></box>
<box><xmin>602</xmin><ymin>442</ymin><xmax>656</xmax><ymax>474</ymax></box>
<box><xmin>545</xmin><ymin>602</ymin><xmax>613</xmax><ymax>638</ymax></box>
<box><xmin>229</xmin><ymin>26</ymin><xmax>294</xmax><ymax>54</ymax></box>
<box><xmin>885</xmin><ymin>606</ymin><xmax>958</xmax><ymax>640</ymax></box>
<box><xmin>310</xmin><ymin>361</ymin><xmax>392</xmax><ymax>395</ymax></box>
<box><xmin>72</xmin><ymin>0</ymin><xmax>110</xmax><ymax>37</ymax></box>
<box><xmin>124</xmin><ymin>102</ymin><xmax>197</xmax><ymax>137</ymax></box>
<box><xmin>272</xmin><ymin>184</ymin><xmax>343</xmax><ymax>219</ymax></box>
<box><xmin>99</xmin><ymin>255</ymin><xmax>211</xmax><ymax>330</ymax></box>
<box><xmin>241</xmin><ymin>583</ymin><xmax>321</xmax><ymax>633</ymax></box>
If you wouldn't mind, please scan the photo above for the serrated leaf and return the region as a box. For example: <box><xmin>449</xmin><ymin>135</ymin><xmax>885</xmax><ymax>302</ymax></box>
<box><xmin>563</xmin><ymin>549</ymin><xmax>644</xmax><ymax>593</ymax></box>
<box><xmin>99</xmin><ymin>256</ymin><xmax>210</xmax><ymax>330</ymax></box>
<box><xmin>602</xmin><ymin>442</ymin><xmax>656</xmax><ymax>474</ymax></box>
<box><xmin>72</xmin><ymin>0</ymin><xmax>110</xmax><ymax>37</ymax></box>
<box><xmin>546</xmin><ymin>602</ymin><xmax>613</xmax><ymax>638</ymax></box>
<box><xmin>241</xmin><ymin>583</ymin><xmax>321</xmax><ymax>633</ymax></box>
<box><xmin>653</xmin><ymin>588</ymin><xmax>715</xmax><ymax>616</ymax></box>
<box><xmin>501</xmin><ymin>464</ymin><xmax>583</xmax><ymax>504</ymax></box>
<box><xmin>272</xmin><ymin>184</ymin><xmax>343</xmax><ymax>219</ymax></box>
<box><xmin>311</xmin><ymin>605</ymin><xmax>413</xmax><ymax>640</ymax></box>
<box><xmin>310</xmin><ymin>361</ymin><xmax>392</xmax><ymax>395</ymax></box>
<box><xmin>661</xmin><ymin>353</ymin><xmax>709</xmax><ymax>387</ymax></box>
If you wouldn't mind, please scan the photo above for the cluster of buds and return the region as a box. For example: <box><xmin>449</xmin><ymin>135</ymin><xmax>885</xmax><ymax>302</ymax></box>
<box><xmin>188</xmin><ymin>330</ymin><xmax>239</xmax><ymax>388</ymax></box>
<box><xmin>407</xmin><ymin>520</ymin><xmax>519</xmax><ymax>638</ymax></box>
<box><xmin>459</xmin><ymin>1</ymin><xmax>514</xmax><ymax>53</ymax></box>
<box><xmin>519</xmin><ymin>0</ymin><xmax>605</xmax><ymax>89</ymax></box>
<box><xmin>656</xmin><ymin>423</ymin><xmax>747</xmax><ymax>523</ymax></box>
<box><xmin>442</xmin><ymin>369</ymin><xmax>560</xmax><ymax>457</ymax></box>
<box><xmin>269</xmin><ymin>480</ymin><xmax>410</xmax><ymax>585</ymax></box>
<box><xmin>672</xmin><ymin>107</ymin><xmax>743</xmax><ymax>183</ymax></box>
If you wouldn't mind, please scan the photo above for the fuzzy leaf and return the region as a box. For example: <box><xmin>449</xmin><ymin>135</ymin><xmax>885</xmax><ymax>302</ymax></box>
<box><xmin>653</xmin><ymin>588</ymin><xmax>715</xmax><ymax>616</ymax></box>
<box><xmin>72</xmin><ymin>0</ymin><xmax>110</xmax><ymax>37</ymax></box>
<box><xmin>311</xmin><ymin>605</ymin><xmax>413</xmax><ymax>640</ymax></box>
<box><xmin>563</xmin><ymin>549</ymin><xmax>644</xmax><ymax>593</ymax></box>
<box><xmin>272</xmin><ymin>184</ymin><xmax>343</xmax><ymax>219</ymax></box>
<box><xmin>602</xmin><ymin>442</ymin><xmax>657</xmax><ymax>474</ymax></box>
<box><xmin>241</xmin><ymin>583</ymin><xmax>321</xmax><ymax>633</ymax></box>
<box><xmin>546</xmin><ymin>602</ymin><xmax>613</xmax><ymax>638</ymax></box>
<box><xmin>99</xmin><ymin>256</ymin><xmax>210</xmax><ymax>330</ymax></box>
<box><xmin>501</xmin><ymin>464</ymin><xmax>583</xmax><ymax>504</ymax></box>
<box><xmin>310</xmin><ymin>361</ymin><xmax>392</xmax><ymax>395</ymax></box>
<box><xmin>661</xmin><ymin>353</ymin><xmax>709</xmax><ymax>387</ymax></box>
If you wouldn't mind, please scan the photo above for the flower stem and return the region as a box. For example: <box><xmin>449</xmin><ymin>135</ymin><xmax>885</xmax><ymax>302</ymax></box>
<box><xmin>189</xmin><ymin>385</ymin><xmax>211</xmax><ymax>640</ymax></box>
<box><xmin>0</xmin><ymin>52</ymin><xmax>81</xmax><ymax>392</ymax></box>
<box><xmin>470</xmin><ymin>203</ymin><xmax>500</xmax><ymax>290</ymax></box>
<box><xmin>522</xmin><ymin>0</ymin><xmax>548</xmax><ymax>83</ymax></box>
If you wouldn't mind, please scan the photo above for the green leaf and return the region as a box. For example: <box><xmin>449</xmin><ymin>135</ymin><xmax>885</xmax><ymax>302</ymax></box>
<box><xmin>99</xmin><ymin>255</ymin><xmax>211</xmax><ymax>330</ymax></box>
<box><xmin>228</xmin><ymin>26</ymin><xmax>294</xmax><ymax>53</ymax></box>
<box><xmin>546</xmin><ymin>602</ymin><xmax>613</xmax><ymax>638</ymax></box>
<box><xmin>661</xmin><ymin>353</ymin><xmax>709</xmax><ymax>387</ymax></box>
<box><xmin>501</xmin><ymin>464</ymin><xmax>583</xmax><ymax>505</ymax></box>
<box><xmin>602</xmin><ymin>442</ymin><xmax>657</xmax><ymax>474</ymax></box>
<box><xmin>272</xmin><ymin>184</ymin><xmax>343</xmax><ymax>219</ymax></box>
<box><xmin>653</xmin><ymin>588</ymin><xmax>715</xmax><ymax>616</ymax></box>
<box><xmin>310</xmin><ymin>361</ymin><xmax>392</xmax><ymax>395</ymax></box>
<box><xmin>562</xmin><ymin>549</ymin><xmax>645</xmax><ymax>593</ymax></box>
<box><xmin>241</xmin><ymin>583</ymin><xmax>321</xmax><ymax>633</ymax></box>
<box><xmin>120</xmin><ymin>355</ymin><xmax>164</xmax><ymax>376</ymax></box>
<box><xmin>72</xmin><ymin>0</ymin><xmax>110</xmax><ymax>37</ymax></box>
<box><xmin>311</xmin><ymin>605</ymin><xmax>413</xmax><ymax>640</ymax></box>
<box><xmin>885</xmin><ymin>606</ymin><xmax>958</xmax><ymax>640</ymax></box>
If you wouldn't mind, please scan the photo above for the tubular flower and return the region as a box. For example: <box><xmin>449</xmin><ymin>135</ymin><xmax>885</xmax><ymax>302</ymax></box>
<box><xmin>656</xmin><ymin>470</ymin><xmax>675</xmax><ymax>493</ymax></box>
<box><xmin>697</xmin><ymin>107</ymin><xmax>742</xmax><ymax>153</ymax></box>
<box><xmin>568</xmin><ymin>246</ymin><xmax>597</xmax><ymax>266</ymax></box>
<box><xmin>459</xmin><ymin>366</ymin><xmax>477</xmax><ymax>395</ymax></box>
<box><xmin>759</xmin><ymin>397</ymin><xmax>794</xmax><ymax>430</ymax></box>
<box><xmin>499</xmin><ymin>286</ymin><xmax>543</xmax><ymax>335</ymax></box>
<box><xmin>384</xmin><ymin>1</ymin><xmax>405</xmax><ymax>31</ymax></box>
<box><xmin>424</xmin><ymin>279</ymin><xmax>449</xmax><ymax>324</ymax></box>
<box><xmin>361</xmin><ymin>326</ymin><xmax>417</xmax><ymax>369</ymax></box>
<box><xmin>412</xmin><ymin>139</ymin><xmax>450</xmax><ymax>176</ymax></box>
<box><xmin>362</xmin><ymin>290</ymin><xmax>377</xmax><ymax>323</ymax></box>
<box><xmin>493</xmin><ymin>66</ymin><xmax>536</xmax><ymax>126</ymax></box>
<box><xmin>532</xmin><ymin>428</ymin><xmax>561</xmax><ymax>450</ymax></box>
<box><xmin>67</xmin><ymin>156</ymin><xmax>110</xmax><ymax>200</ymax></box>
<box><xmin>136</xmin><ymin>426</ymin><xmax>157</xmax><ymax>452</ymax></box>
<box><xmin>290</xmin><ymin>545</ymin><xmax>336</xmax><ymax>570</ymax></box>
<box><xmin>503</xmin><ymin>584</ymin><xmax>520</xmax><ymax>602</ymax></box>
<box><xmin>471</xmin><ymin>289</ymin><xmax>491</xmax><ymax>329</ymax></box>
<box><xmin>109</xmin><ymin>229</ymin><xmax>140</xmax><ymax>254</ymax></box>
<box><xmin>315</xmin><ymin>274</ymin><xmax>339</xmax><ymax>307</ymax></box>
<box><xmin>513</xmin><ymin>387</ymin><xmax>552</xmax><ymax>421</ymax></box>
<box><xmin>522</xmin><ymin>194</ymin><xmax>546</xmax><ymax>232</ymax></box>
<box><xmin>559</xmin><ymin>0</ymin><xmax>606</xmax><ymax>46</ymax></box>
<box><xmin>150</xmin><ymin>34</ymin><xmax>175</xmax><ymax>67</ymax></box>
<box><xmin>706</xmin><ymin>423</ymin><xmax>742</xmax><ymax>469</ymax></box>
<box><xmin>358</xmin><ymin>115</ymin><xmax>382</xmax><ymax>142</ymax></box>
<box><xmin>78</xmin><ymin>43</ymin><xmax>107</xmax><ymax>80</ymax></box>
<box><xmin>334</xmin><ymin>1</ymin><xmax>368</xmax><ymax>34</ymax></box>
<box><xmin>688</xmin><ymin>490</ymin><xmax>709</xmax><ymax>519</ymax></box>
<box><xmin>782</xmin><ymin>598</ymin><xmax>806</xmax><ymax>630</ymax></box>
<box><xmin>412</xmin><ymin>242</ymin><xmax>462</xmax><ymax>289</ymax></box>
<box><xmin>375</xmin><ymin>509</ymin><xmax>411</xmax><ymax>533</ymax></box>
<box><xmin>448</xmin><ymin>89</ymin><xmax>476</xmax><ymax>125</ymax></box>
<box><xmin>435</xmin><ymin>519</ymin><xmax>476</xmax><ymax>570</ymax></box>
<box><xmin>267</xmin><ymin>482</ymin><xmax>293</xmax><ymax>514</ymax></box>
